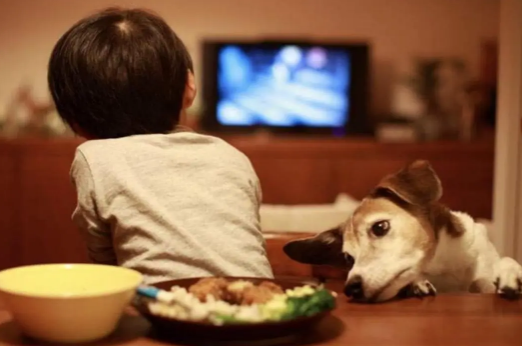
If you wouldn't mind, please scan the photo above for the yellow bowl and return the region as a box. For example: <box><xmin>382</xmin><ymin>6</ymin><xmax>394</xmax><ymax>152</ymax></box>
<box><xmin>0</xmin><ymin>263</ymin><xmax>143</xmax><ymax>344</ymax></box>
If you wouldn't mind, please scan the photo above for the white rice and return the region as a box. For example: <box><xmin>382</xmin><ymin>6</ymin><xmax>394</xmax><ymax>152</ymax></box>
<box><xmin>147</xmin><ymin>285</ymin><xmax>262</xmax><ymax>323</ymax></box>
<box><xmin>147</xmin><ymin>284</ymin><xmax>320</xmax><ymax>325</ymax></box>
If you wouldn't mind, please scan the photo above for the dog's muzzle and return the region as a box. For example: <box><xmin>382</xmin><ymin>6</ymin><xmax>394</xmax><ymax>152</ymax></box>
<box><xmin>344</xmin><ymin>275</ymin><xmax>365</xmax><ymax>300</ymax></box>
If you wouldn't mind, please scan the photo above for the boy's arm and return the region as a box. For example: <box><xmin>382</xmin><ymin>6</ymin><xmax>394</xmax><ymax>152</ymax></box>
<box><xmin>71</xmin><ymin>151</ymin><xmax>117</xmax><ymax>265</ymax></box>
<box><xmin>254</xmin><ymin>173</ymin><xmax>263</xmax><ymax>205</ymax></box>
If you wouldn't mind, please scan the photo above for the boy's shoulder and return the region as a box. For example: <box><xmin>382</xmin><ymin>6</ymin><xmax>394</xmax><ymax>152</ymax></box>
<box><xmin>75</xmin><ymin>132</ymin><xmax>252</xmax><ymax>167</ymax></box>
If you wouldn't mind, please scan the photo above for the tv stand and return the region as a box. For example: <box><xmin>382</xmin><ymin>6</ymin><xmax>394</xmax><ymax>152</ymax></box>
<box><xmin>213</xmin><ymin>134</ymin><xmax>495</xmax><ymax>219</ymax></box>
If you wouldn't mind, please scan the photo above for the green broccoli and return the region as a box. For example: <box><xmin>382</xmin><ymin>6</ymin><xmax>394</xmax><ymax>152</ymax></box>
<box><xmin>281</xmin><ymin>288</ymin><xmax>336</xmax><ymax>320</ymax></box>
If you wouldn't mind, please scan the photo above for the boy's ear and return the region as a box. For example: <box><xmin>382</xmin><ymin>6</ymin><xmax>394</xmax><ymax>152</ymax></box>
<box><xmin>283</xmin><ymin>226</ymin><xmax>347</xmax><ymax>267</ymax></box>
<box><xmin>70</xmin><ymin>123</ymin><xmax>94</xmax><ymax>140</ymax></box>
<box><xmin>182</xmin><ymin>70</ymin><xmax>197</xmax><ymax>109</ymax></box>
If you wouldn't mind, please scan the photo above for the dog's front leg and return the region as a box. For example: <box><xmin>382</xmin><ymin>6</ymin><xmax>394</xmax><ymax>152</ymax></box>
<box><xmin>494</xmin><ymin>257</ymin><xmax>522</xmax><ymax>300</ymax></box>
<box><xmin>399</xmin><ymin>279</ymin><xmax>437</xmax><ymax>299</ymax></box>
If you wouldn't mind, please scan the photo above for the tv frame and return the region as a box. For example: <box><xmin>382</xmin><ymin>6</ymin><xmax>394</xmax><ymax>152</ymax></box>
<box><xmin>199</xmin><ymin>39</ymin><xmax>372</xmax><ymax>137</ymax></box>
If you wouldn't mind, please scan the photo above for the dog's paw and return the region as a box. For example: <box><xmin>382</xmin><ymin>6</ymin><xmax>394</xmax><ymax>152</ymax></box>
<box><xmin>494</xmin><ymin>257</ymin><xmax>522</xmax><ymax>300</ymax></box>
<box><xmin>401</xmin><ymin>280</ymin><xmax>437</xmax><ymax>299</ymax></box>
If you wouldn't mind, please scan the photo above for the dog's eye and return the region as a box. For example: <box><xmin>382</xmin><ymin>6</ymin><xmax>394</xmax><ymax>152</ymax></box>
<box><xmin>371</xmin><ymin>220</ymin><xmax>390</xmax><ymax>237</ymax></box>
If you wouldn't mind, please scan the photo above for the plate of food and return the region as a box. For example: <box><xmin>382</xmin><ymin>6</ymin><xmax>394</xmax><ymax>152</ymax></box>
<box><xmin>133</xmin><ymin>277</ymin><xmax>337</xmax><ymax>341</ymax></box>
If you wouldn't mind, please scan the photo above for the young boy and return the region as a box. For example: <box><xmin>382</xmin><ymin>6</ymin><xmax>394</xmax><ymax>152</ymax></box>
<box><xmin>48</xmin><ymin>7</ymin><xmax>273</xmax><ymax>284</ymax></box>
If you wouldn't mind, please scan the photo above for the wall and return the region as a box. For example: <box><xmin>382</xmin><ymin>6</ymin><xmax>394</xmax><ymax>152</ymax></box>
<box><xmin>492</xmin><ymin>0</ymin><xmax>522</xmax><ymax>260</ymax></box>
<box><xmin>0</xmin><ymin>0</ymin><xmax>499</xmax><ymax>116</ymax></box>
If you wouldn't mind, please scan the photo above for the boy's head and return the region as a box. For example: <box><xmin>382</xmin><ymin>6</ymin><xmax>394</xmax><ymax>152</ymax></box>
<box><xmin>48</xmin><ymin>7</ymin><xmax>196</xmax><ymax>139</ymax></box>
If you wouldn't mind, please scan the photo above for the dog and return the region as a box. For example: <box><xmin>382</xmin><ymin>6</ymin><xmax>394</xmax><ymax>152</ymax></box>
<box><xmin>283</xmin><ymin>160</ymin><xmax>522</xmax><ymax>303</ymax></box>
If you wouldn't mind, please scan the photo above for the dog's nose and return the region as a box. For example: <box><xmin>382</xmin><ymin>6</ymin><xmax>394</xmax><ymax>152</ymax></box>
<box><xmin>344</xmin><ymin>275</ymin><xmax>364</xmax><ymax>300</ymax></box>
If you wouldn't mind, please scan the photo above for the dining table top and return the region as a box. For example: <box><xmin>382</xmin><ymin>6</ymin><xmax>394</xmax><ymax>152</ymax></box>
<box><xmin>0</xmin><ymin>286</ymin><xmax>521</xmax><ymax>346</ymax></box>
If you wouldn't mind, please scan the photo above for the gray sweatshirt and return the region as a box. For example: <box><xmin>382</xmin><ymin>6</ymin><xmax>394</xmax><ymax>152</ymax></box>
<box><xmin>70</xmin><ymin>131</ymin><xmax>273</xmax><ymax>284</ymax></box>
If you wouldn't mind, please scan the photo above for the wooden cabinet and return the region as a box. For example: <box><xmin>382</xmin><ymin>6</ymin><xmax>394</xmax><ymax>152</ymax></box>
<box><xmin>0</xmin><ymin>137</ymin><xmax>495</xmax><ymax>278</ymax></box>
<box><xmin>0</xmin><ymin>143</ymin><xmax>17</xmax><ymax>268</ymax></box>
<box><xmin>0</xmin><ymin>140</ymin><xmax>88</xmax><ymax>267</ymax></box>
<box><xmin>226</xmin><ymin>136</ymin><xmax>495</xmax><ymax>218</ymax></box>
<box><xmin>16</xmin><ymin>142</ymin><xmax>88</xmax><ymax>265</ymax></box>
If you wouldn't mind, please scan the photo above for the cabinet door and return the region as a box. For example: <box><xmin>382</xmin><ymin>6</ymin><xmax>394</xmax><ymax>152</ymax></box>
<box><xmin>335</xmin><ymin>146</ymin><xmax>494</xmax><ymax>219</ymax></box>
<box><xmin>249</xmin><ymin>157</ymin><xmax>336</xmax><ymax>205</ymax></box>
<box><xmin>0</xmin><ymin>142</ymin><xmax>19</xmax><ymax>269</ymax></box>
<box><xmin>335</xmin><ymin>158</ymin><xmax>406</xmax><ymax>201</ymax></box>
<box><xmin>18</xmin><ymin>142</ymin><xmax>88</xmax><ymax>265</ymax></box>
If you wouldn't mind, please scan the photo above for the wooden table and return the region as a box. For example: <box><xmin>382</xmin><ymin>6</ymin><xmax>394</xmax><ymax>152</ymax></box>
<box><xmin>0</xmin><ymin>293</ymin><xmax>520</xmax><ymax>346</ymax></box>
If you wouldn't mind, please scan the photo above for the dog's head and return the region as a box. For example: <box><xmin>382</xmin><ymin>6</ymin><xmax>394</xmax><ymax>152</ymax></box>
<box><xmin>284</xmin><ymin>160</ymin><xmax>460</xmax><ymax>302</ymax></box>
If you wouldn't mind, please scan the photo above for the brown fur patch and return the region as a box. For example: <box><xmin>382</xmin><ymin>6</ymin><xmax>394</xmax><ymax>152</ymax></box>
<box><xmin>368</xmin><ymin>193</ymin><xmax>464</xmax><ymax>239</ymax></box>
<box><xmin>373</xmin><ymin>160</ymin><xmax>443</xmax><ymax>207</ymax></box>
<box><xmin>370</xmin><ymin>160</ymin><xmax>464</xmax><ymax>239</ymax></box>
<box><xmin>427</xmin><ymin>203</ymin><xmax>465</xmax><ymax>238</ymax></box>
<box><xmin>354</xmin><ymin>197</ymin><xmax>437</xmax><ymax>253</ymax></box>
<box><xmin>343</xmin><ymin>218</ymin><xmax>358</xmax><ymax>250</ymax></box>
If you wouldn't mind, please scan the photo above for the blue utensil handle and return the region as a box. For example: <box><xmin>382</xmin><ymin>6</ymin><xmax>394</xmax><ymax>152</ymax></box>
<box><xmin>137</xmin><ymin>286</ymin><xmax>175</xmax><ymax>304</ymax></box>
<box><xmin>137</xmin><ymin>286</ymin><xmax>161</xmax><ymax>299</ymax></box>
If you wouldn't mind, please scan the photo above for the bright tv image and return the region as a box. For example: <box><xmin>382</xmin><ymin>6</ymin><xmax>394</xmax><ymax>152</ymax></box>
<box><xmin>216</xmin><ymin>44</ymin><xmax>351</xmax><ymax>127</ymax></box>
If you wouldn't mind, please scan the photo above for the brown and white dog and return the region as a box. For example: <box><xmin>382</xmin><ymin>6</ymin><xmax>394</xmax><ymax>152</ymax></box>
<box><xmin>284</xmin><ymin>160</ymin><xmax>522</xmax><ymax>302</ymax></box>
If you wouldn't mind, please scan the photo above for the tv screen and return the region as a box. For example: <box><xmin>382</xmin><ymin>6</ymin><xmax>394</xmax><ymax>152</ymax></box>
<box><xmin>201</xmin><ymin>40</ymin><xmax>370</xmax><ymax>136</ymax></box>
<box><xmin>217</xmin><ymin>44</ymin><xmax>351</xmax><ymax>128</ymax></box>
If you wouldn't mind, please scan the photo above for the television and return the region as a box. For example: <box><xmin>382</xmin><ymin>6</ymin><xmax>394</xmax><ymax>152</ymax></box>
<box><xmin>200</xmin><ymin>39</ymin><xmax>371</xmax><ymax>136</ymax></box>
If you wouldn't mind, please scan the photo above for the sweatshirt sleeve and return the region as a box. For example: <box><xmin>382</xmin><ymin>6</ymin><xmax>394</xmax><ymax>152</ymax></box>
<box><xmin>254</xmin><ymin>172</ymin><xmax>263</xmax><ymax>205</ymax></box>
<box><xmin>70</xmin><ymin>149</ymin><xmax>117</xmax><ymax>265</ymax></box>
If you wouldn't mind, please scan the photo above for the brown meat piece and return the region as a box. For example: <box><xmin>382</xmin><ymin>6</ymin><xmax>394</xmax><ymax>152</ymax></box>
<box><xmin>259</xmin><ymin>281</ymin><xmax>284</xmax><ymax>294</ymax></box>
<box><xmin>238</xmin><ymin>282</ymin><xmax>285</xmax><ymax>305</ymax></box>
<box><xmin>188</xmin><ymin>277</ymin><xmax>229</xmax><ymax>302</ymax></box>
<box><xmin>239</xmin><ymin>286</ymin><xmax>277</xmax><ymax>305</ymax></box>
<box><xmin>224</xmin><ymin>280</ymin><xmax>255</xmax><ymax>304</ymax></box>
<box><xmin>188</xmin><ymin>278</ymin><xmax>286</xmax><ymax>305</ymax></box>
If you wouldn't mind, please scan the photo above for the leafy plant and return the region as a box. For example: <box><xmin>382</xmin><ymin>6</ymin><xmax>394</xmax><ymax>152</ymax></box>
<box><xmin>403</xmin><ymin>58</ymin><xmax>466</xmax><ymax>114</ymax></box>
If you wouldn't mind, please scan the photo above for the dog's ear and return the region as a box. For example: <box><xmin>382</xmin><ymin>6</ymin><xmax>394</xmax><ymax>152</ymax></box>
<box><xmin>283</xmin><ymin>225</ymin><xmax>346</xmax><ymax>267</ymax></box>
<box><xmin>373</xmin><ymin>160</ymin><xmax>442</xmax><ymax>206</ymax></box>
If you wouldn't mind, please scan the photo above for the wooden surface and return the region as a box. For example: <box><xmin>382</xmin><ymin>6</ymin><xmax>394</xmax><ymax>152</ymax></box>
<box><xmin>0</xmin><ymin>290</ymin><xmax>520</xmax><ymax>345</ymax></box>
<box><xmin>0</xmin><ymin>137</ymin><xmax>495</xmax><ymax>274</ymax></box>
<box><xmin>0</xmin><ymin>143</ymin><xmax>17</xmax><ymax>269</ymax></box>
<box><xmin>225</xmin><ymin>136</ymin><xmax>495</xmax><ymax>217</ymax></box>
<box><xmin>0</xmin><ymin>139</ymin><xmax>88</xmax><ymax>268</ymax></box>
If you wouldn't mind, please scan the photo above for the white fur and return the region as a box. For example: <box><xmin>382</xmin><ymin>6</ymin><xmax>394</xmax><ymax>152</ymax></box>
<box><xmin>422</xmin><ymin>211</ymin><xmax>522</xmax><ymax>297</ymax></box>
<box><xmin>423</xmin><ymin>212</ymin><xmax>496</xmax><ymax>292</ymax></box>
<box><xmin>345</xmin><ymin>207</ymin><xmax>522</xmax><ymax>301</ymax></box>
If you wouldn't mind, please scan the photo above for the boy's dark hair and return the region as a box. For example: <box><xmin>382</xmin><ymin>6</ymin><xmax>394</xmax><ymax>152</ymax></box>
<box><xmin>48</xmin><ymin>7</ymin><xmax>193</xmax><ymax>139</ymax></box>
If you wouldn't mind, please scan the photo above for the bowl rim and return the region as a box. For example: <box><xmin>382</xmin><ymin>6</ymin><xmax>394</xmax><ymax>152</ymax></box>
<box><xmin>0</xmin><ymin>263</ymin><xmax>143</xmax><ymax>299</ymax></box>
